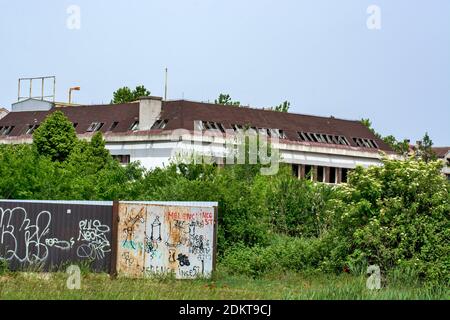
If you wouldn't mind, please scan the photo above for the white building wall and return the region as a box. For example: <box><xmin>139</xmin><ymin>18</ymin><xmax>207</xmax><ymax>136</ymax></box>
<box><xmin>105</xmin><ymin>139</ymin><xmax>385</xmax><ymax>171</ymax></box>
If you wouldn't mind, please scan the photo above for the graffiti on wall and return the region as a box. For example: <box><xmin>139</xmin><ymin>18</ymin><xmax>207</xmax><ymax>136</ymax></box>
<box><xmin>117</xmin><ymin>203</ymin><xmax>216</xmax><ymax>279</ymax></box>
<box><xmin>0</xmin><ymin>205</ymin><xmax>112</xmax><ymax>270</ymax></box>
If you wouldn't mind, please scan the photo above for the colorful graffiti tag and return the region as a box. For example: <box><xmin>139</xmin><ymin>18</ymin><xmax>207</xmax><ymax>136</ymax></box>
<box><xmin>117</xmin><ymin>203</ymin><xmax>216</xmax><ymax>279</ymax></box>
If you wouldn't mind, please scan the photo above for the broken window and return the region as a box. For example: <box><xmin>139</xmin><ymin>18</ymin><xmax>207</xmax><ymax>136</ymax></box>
<box><xmin>26</xmin><ymin>124</ymin><xmax>39</xmax><ymax>135</ymax></box>
<box><xmin>0</xmin><ymin>126</ymin><xmax>14</xmax><ymax>136</ymax></box>
<box><xmin>129</xmin><ymin>121</ymin><xmax>139</xmax><ymax>131</ymax></box>
<box><xmin>108</xmin><ymin>122</ymin><xmax>119</xmax><ymax>131</ymax></box>
<box><xmin>87</xmin><ymin>122</ymin><xmax>104</xmax><ymax>132</ymax></box>
<box><xmin>352</xmin><ymin>137</ymin><xmax>378</xmax><ymax>149</ymax></box>
<box><xmin>298</xmin><ymin>131</ymin><xmax>350</xmax><ymax>146</ymax></box>
<box><xmin>198</xmin><ymin>121</ymin><xmax>226</xmax><ymax>133</ymax></box>
<box><xmin>151</xmin><ymin>120</ymin><xmax>169</xmax><ymax>130</ymax></box>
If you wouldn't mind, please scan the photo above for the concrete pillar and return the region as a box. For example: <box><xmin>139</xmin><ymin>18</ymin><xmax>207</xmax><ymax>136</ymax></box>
<box><xmin>336</xmin><ymin>168</ymin><xmax>342</xmax><ymax>184</ymax></box>
<box><xmin>312</xmin><ymin>166</ymin><xmax>318</xmax><ymax>182</ymax></box>
<box><xmin>324</xmin><ymin>167</ymin><xmax>330</xmax><ymax>183</ymax></box>
<box><xmin>299</xmin><ymin>164</ymin><xmax>306</xmax><ymax>179</ymax></box>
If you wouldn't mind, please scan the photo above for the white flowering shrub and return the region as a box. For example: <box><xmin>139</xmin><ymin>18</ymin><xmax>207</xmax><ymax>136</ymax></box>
<box><xmin>332</xmin><ymin>158</ymin><xmax>449</xmax><ymax>284</ymax></box>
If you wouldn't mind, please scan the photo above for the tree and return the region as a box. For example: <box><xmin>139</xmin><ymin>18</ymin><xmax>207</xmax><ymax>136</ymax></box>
<box><xmin>215</xmin><ymin>94</ymin><xmax>240</xmax><ymax>106</ymax></box>
<box><xmin>415</xmin><ymin>132</ymin><xmax>437</xmax><ymax>163</ymax></box>
<box><xmin>271</xmin><ymin>101</ymin><xmax>290</xmax><ymax>113</ymax></box>
<box><xmin>133</xmin><ymin>85</ymin><xmax>151</xmax><ymax>99</ymax></box>
<box><xmin>382</xmin><ymin>135</ymin><xmax>410</xmax><ymax>155</ymax></box>
<box><xmin>360</xmin><ymin>118</ymin><xmax>409</xmax><ymax>154</ymax></box>
<box><xmin>33</xmin><ymin>111</ymin><xmax>77</xmax><ymax>162</ymax></box>
<box><xmin>112</xmin><ymin>85</ymin><xmax>151</xmax><ymax>104</ymax></box>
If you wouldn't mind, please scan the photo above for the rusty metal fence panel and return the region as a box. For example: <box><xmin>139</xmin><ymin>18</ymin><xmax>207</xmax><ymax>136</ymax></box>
<box><xmin>0</xmin><ymin>200</ymin><xmax>113</xmax><ymax>272</ymax></box>
<box><xmin>116</xmin><ymin>201</ymin><xmax>218</xmax><ymax>279</ymax></box>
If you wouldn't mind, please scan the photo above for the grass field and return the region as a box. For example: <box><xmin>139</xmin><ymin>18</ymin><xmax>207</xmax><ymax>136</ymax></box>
<box><xmin>0</xmin><ymin>270</ymin><xmax>448</xmax><ymax>300</ymax></box>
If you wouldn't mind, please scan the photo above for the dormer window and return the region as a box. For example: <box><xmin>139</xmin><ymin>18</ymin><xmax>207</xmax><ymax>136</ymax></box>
<box><xmin>270</xmin><ymin>129</ymin><xmax>286</xmax><ymax>139</ymax></box>
<box><xmin>87</xmin><ymin>122</ymin><xmax>104</xmax><ymax>132</ymax></box>
<box><xmin>26</xmin><ymin>124</ymin><xmax>39</xmax><ymax>135</ymax></box>
<box><xmin>129</xmin><ymin>121</ymin><xmax>139</xmax><ymax>131</ymax></box>
<box><xmin>297</xmin><ymin>132</ymin><xmax>350</xmax><ymax>146</ymax></box>
<box><xmin>196</xmin><ymin>121</ymin><xmax>225</xmax><ymax>133</ymax></box>
<box><xmin>151</xmin><ymin>120</ymin><xmax>169</xmax><ymax>130</ymax></box>
<box><xmin>108</xmin><ymin>122</ymin><xmax>119</xmax><ymax>131</ymax></box>
<box><xmin>352</xmin><ymin>137</ymin><xmax>378</xmax><ymax>149</ymax></box>
<box><xmin>0</xmin><ymin>126</ymin><xmax>14</xmax><ymax>136</ymax></box>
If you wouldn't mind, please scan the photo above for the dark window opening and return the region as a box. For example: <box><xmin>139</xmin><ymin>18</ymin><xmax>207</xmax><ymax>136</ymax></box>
<box><xmin>292</xmin><ymin>164</ymin><xmax>299</xmax><ymax>177</ymax></box>
<box><xmin>305</xmin><ymin>165</ymin><xmax>313</xmax><ymax>180</ymax></box>
<box><xmin>108</xmin><ymin>122</ymin><xmax>119</xmax><ymax>131</ymax></box>
<box><xmin>352</xmin><ymin>137</ymin><xmax>378</xmax><ymax>149</ymax></box>
<box><xmin>201</xmin><ymin>121</ymin><xmax>225</xmax><ymax>133</ymax></box>
<box><xmin>112</xmin><ymin>155</ymin><xmax>131</xmax><ymax>165</ymax></box>
<box><xmin>317</xmin><ymin>166</ymin><xmax>324</xmax><ymax>182</ymax></box>
<box><xmin>330</xmin><ymin>167</ymin><xmax>337</xmax><ymax>184</ymax></box>
<box><xmin>342</xmin><ymin>168</ymin><xmax>349</xmax><ymax>183</ymax></box>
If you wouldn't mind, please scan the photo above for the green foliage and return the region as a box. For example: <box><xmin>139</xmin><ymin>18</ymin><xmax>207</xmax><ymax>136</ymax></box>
<box><xmin>415</xmin><ymin>132</ymin><xmax>437</xmax><ymax>163</ymax></box>
<box><xmin>271</xmin><ymin>101</ymin><xmax>290</xmax><ymax>113</ymax></box>
<box><xmin>221</xmin><ymin>236</ymin><xmax>325</xmax><ymax>277</ymax></box>
<box><xmin>1</xmin><ymin>122</ymin><xmax>449</xmax><ymax>286</ymax></box>
<box><xmin>383</xmin><ymin>135</ymin><xmax>410</xmax><ymax>155</ymax></box>
<box><xmin>360</xmin><ymin>118</ymin><xmax>410</xmax><ymax>154</ymax></box>
<box><xmin>215</xmin><ymin>94</ymin><xmax>240</xmax><ymax>106</ymax></box>
<box><xmin>32</xmin><ymin>111</ymin><xmax>77</xmax><ymax>162</ymax></box>
<box><xmin>0</xmin><ymin>259</ymin><xmax>9</xmax><ymax>275</ymax></box>
<box><xmin>332</xmin><ymin>158</ymin><xmax>450</xmax><ymax>284</ymax></box>
<box><xmin>266</xmin><ymin>166</ymin><xmax>335</xmax><ymax>237</ymax></box>
<box><xmin>112</xmin><ymin>85</ymin><xmax>151</xmax><ymax>104</ymax></box>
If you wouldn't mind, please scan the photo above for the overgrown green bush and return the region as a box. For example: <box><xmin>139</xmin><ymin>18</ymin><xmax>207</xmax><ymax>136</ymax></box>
<box><xmin>331</xmin><ymin>158</ymin><xmax>450</xmax><ymax>284</ymax></box>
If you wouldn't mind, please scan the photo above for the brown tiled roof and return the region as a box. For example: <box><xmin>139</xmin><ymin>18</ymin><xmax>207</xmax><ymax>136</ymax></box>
<box><xmin>0</xmin><ymin>99</ymin><xmax>393</xmax><ymax>152</ymax></box>
<box><xmin>160</xmin><ymin>100</ymin><xmax>393</xmax><ymax>152</ymax></box>
<box><xmin>432</xmin><ymin>147</ymin><xmax>450</xmax><ymax>158</ymax></box>
<box><xmin>0</xmin><ymin>103</ymin><xmax>139</xmax><ymax>136</ymax></box>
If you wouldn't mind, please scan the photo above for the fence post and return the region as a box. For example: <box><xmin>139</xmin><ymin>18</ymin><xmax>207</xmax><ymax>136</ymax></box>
<box><xmin>110</xmin><ymin>200</ymin><xmax>120</xmax><ymax>278</ymax></box>
<box><xmin>212</xmin><ymin>205</ymin><xmax>219</xmax><ymax>272</ymax></box>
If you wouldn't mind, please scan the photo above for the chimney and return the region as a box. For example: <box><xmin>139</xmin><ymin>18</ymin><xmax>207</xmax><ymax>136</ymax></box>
<box><xmin>139</xmin><ymin>96</ymin><xmax>162</xmax><ymax>131</ymax></box>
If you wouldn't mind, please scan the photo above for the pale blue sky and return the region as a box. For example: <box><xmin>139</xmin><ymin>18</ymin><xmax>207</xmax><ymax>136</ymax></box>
<box><xmin>0</xmin><ymin>0</ymin><xmax>449</xmax><ymax>145</ymax></box>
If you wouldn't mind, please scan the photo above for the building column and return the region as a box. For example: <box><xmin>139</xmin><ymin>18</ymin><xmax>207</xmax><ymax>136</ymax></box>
<box><xmin>299</xmin><ymin>164</ymin><xmax>305</xmax><ymax>179</ymax></box>
<box><xmin>324</xmin><ymin>167</ymin><xmax>330</xmax><ymax>183</ymax></box>
<box><xmin>312</xmin><ymin>166</ymin><xmax>318</xmax><ymax>182</ymax></box>
<box><xmin>336</xmin><ymin>168</ymin><xmax>342</xmax><ymax>184</ymax></box>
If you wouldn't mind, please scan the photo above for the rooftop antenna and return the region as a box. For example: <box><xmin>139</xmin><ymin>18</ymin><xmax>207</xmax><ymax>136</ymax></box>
<box><xmin>18</xmin><ymin>76</ymin><xmax>56</xmax><ymax>102</ymax></box>
<box><xmin>164</xmin><ymin>67</ymin><xmax>168</xmax><ymax>101</ymax></box>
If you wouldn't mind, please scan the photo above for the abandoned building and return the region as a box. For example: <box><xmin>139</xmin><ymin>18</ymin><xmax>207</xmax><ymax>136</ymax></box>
<box><xmin>0</xmin><ymin>96</ymin><xmax>399</xmax><ymax>183</ymax></box>
<box><xmin>433</xmin><ymin>147</ymin><xmax>450</xmax><ymax>181</ymax></box>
